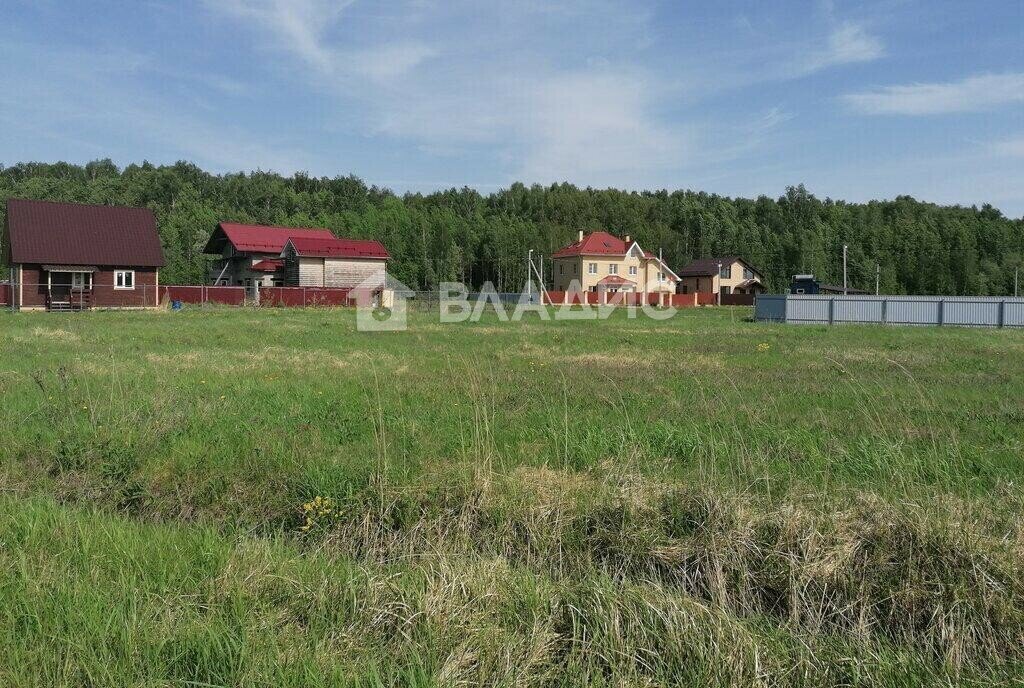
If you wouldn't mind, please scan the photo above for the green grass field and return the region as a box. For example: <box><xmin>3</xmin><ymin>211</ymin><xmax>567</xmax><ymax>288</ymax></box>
<box><xmin>1</xmin><ymin>306</ymin><xmax>1023</xmax><ymax>686</ymax></box>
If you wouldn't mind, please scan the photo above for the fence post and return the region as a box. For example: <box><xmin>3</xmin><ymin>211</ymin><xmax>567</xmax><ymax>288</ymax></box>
<box><xmin>828</xmin><ymin>297</ymin><xmax>834</xmax><ymax>325</ymax></box>
<box><xmin>881</xmin><ymin>297</ymin><xmax>887</xmax><ymax>325</ymax></box>
<box><xmin>938</xmin><ymin>298</ymin><xmax>944</xmax><ymax>326</ymax></box>
<box><xmin>999</xmin><ymin>299</ymin><xmax>1006</xmax><ymax>328</ymax></box>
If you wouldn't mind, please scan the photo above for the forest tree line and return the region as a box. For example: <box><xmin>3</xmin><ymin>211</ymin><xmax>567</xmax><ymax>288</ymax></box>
<box><xmin>2</xmin><ymin>159</ymin><xmax>1023</xmax><ymax>295</ymax></box>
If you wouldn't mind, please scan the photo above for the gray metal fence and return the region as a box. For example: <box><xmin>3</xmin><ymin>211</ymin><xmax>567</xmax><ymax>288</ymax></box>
<box><xmin>756</xmin><ymin>294</ymin><xmax>1024</xmax><ymax>328</ymax></box>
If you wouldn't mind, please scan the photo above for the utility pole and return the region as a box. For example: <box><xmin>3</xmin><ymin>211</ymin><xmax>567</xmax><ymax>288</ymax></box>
<box><xmin>527</xmin><ymin>249</ymin><xmax>533</xmax><ymax>297</ymax></box>
<box><xmin>527</xmin><ymin>253</ymin><xmax>551</xmax><ymax>305</ymax></box>
<box><xmin>658</xmin><ymin>247</ymin><xmax>664</xmax><ymax>301</ymax></box>
<box><xmin>716</xmin><ymin>261</ymin><xmax>723</xmax><ymax>306</ymax></box>
<box><xmin>539</xmin><ymin>254</ymin><xmax>544</xmax><ymax>290</ymax></box>
<box><xmin>875</xmin><ymin>263</ymin><xmax>880</xmax><ymax>296</ymax></box>
<box><xmin>842</xmin><ymin>244</ymin><xmax>848</xmax><ymax>295</ymax></box>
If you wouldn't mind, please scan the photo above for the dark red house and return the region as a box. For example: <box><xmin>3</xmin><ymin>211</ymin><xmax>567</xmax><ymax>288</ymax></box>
<box><xmin>4</xmin><ymin>199</ymin><xmax>165</xmax><ymax>311</ymax></box>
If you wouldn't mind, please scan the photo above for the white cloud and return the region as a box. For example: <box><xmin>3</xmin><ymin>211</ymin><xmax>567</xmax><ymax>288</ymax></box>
<box><xmin>348</xmin><ymin>42</ymin><xmax>438</xmax><ymax>82</ymax></box>
<box><xmin>212</xmin><ymin>0</ymin><xmax>349</xmax><ymax>72</ymax></box>
<box><xmin>0</xmin><ymin>39</ymin><xmax>311</xmax><ymax>174</ymax></box>
<box><xmin>198</xmin><ymin>1</ymin><xmax>840</xmax><ymax>188</ymax></box>
<box><xmin>796</xmin><ymin>21</ymin><xmax>884</xmax><ymax>76</ymax></box>
<box><xmin>209</xmin><ymin>0</ymin><xmax>434</xmax><ymax>83</ymax></box>
<box><xmin>843</xmin><ymin>73</ymin><xmax>1024</xmax><ymax>115</ymax></box>
<box><xmin>207</xmin><ymin>0</ymin><xmax>693</xmax><ymax>186</ymax></box>
<box><xmin>517</xmin><ymin>71</ymin><xmax>688</xmax><ymax>184</ymax></box>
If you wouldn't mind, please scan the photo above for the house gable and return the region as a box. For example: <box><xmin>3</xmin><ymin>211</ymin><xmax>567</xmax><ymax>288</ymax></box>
<box><xmin>6</xmin><ymin>198</ymin><xmax>165</xmax><ymax>267</ymax></box>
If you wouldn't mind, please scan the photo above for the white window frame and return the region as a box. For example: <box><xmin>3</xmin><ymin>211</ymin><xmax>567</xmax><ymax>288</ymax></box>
<box><xmin>628</xmin><ymin>265</ymin><xmax>638</xmax><ymax>276</ymax></box>
<box><xmin>114</xmin><ymin>270</ymin><xmax>136</xmax><ymax>290</ymax></box>
<box><xmin>588</xmin><ymin>263</ymin><xmax>598</xmax><ymax>274</ymax></box>
<box><xmin>609</xmin><ymin>263</ymin><xmax>618</xmax><ymax>275</ymax></box>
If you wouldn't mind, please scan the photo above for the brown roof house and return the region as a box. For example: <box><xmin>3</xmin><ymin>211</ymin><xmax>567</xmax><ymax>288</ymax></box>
<box><xmin>4</xmin><ymin>198</ymin><xmax>165</xmax><ymax>311</ymax></box>
<box><xmin>677</xmin><ymin>256</ymin><xmax>765</xmax><ymax>296</ymax></box>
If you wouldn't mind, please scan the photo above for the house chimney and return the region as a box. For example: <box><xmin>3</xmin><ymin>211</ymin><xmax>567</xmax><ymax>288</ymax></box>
<box><xmin>578</xmin><ymin>230</ymin><xmax>584</xmax><ymax>241</ymax></box>
<box><xmin>625</xmin><ymin>234</ymin><xmax>631</xmax><ymax>244</ymax></box>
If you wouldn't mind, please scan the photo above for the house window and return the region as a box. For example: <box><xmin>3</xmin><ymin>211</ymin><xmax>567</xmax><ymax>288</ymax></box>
<box><xmin>559</xmin><ymin>264</ymin><xmax>565</xmax><ymax>275</ymax></box>
<box><xmin>114</xmin><ymin>270</ymin><xmax>135</xmax><ymax>289</ymax></box>
<box><xmin>609</xmin><ymin>264</ymin><xmax>618</xmax><ymax>274</ymax></box>
<box><xmin>795</xmin><ymin>288</ymin><xmax>805</xmax><ymax>294</ymax></box>
<box><xmin>629</xmin><ymin>265</ymin><xmax>638</xmax><ymax>276</ymax></box>
<box><xmin>588</xmin><ymin>263</ymin><xmax>597</xmax><ymax>274</ymax></box>
<box><xmin>722</xmin><ymin>286</ymin><xmax>732</xmax><ymax>295</ymax></box>
<box><xmin>573</xmin><ymin>263</ymin><xmax>578</xmax><ymax>274</ymax></box>
<box><xmin>658</xmin><ymin>272</ymin><xmax>664</xmax><ymax>282</ymax></box>
<box><xmin>680</xmin><ymin>284</ymin><xmax>689</xmax><ymax>294</ymax></box>
<box><xmin>743</xmin><ymin>267</ymin><xmax>754</xmax><ymax>280</ymax></box>
<box><xmin>719</xmin><ymin>264</ymin><xmax>732</xmax><ymax>279</ymax></box>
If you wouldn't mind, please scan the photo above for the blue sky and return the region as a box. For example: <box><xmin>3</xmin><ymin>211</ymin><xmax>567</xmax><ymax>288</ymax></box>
<box><xmin>2</xmin><ymin>0</ymin><xmax>1023</xmax><ymax>216</ymax></box>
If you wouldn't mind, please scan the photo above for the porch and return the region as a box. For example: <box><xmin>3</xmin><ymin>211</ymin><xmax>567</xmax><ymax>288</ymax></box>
<box><xmin>42</xmin><ymin>265</ymin><xmax>95</xmax><ymax>312</ymax></box>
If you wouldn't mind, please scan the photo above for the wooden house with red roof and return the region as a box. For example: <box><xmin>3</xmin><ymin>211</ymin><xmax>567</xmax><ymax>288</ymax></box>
<box><xmin>281</xmin><ymin>236</ymin><xmax>390</xmax><ymax>288</ymax></box>
<box><xmin>203</xmin><ymin>222</ymin><xmax>337</xmax><ymax>289</ymax></box>
<box><xmin>551</xmin><ymin>230</ymin><xmax>678</xmax><ymax>297</ymax></box>
<box><xmin>4</xmin><ymin>199</ymin><xmax>165</xmax><ymax>311</ymax></box>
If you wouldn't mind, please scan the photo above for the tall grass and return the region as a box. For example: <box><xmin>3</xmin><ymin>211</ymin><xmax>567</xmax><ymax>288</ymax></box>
<box><xmin>1</xmin><ymin>307</ymin><xmax>1023</xmax><ymax>685</ymax></box>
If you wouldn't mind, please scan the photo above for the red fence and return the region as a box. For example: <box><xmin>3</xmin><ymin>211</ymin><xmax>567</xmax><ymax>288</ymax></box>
<box><xmin>258</xmin><ymin>286</ymin><xmax>354</xmax><ymax>308</ymax></box>
<box><xmin>0</xmin><ymin>284</ymin><xmax>10</xmax><ymax>306</ymax></box>
<box><xmin>542</xmin><ymin>291</ymin><xmax>696</xmax><ymax>307</ymax></box>
<box><xmin>161</xmin><ymin>285</ymin><xmax>246</xmax><ymax>306</ymax></box>
<box><xmin>696</xmin><ymin>292</ymin><xmax>718</xmax><ymax>305</ymax></box>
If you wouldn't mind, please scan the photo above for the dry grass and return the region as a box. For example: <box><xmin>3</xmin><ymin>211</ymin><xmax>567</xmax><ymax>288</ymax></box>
<box><xmin>1</xmin><ymin>306</ymin><xmax>1023</xmax><ymax>685</ymax></box>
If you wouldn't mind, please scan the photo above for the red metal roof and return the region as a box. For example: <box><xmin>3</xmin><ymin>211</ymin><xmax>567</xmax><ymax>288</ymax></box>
<box><xmin>552</xmin><ymin>231</ymin><xmax>625</xmax><ymax>258</ymax></box>
<box><xmin>596</xmin><ymin>274</ymin><xmax>635</xmax><ymax>286</ymax></box>
<box><xmin>251</xmin><ymin>259</ymin><xmax>284</xmax><ymax>272</ymax></box>
<box><xmin>5</xmin><ymin>198</ymin><xmax>165</xmax><ymax>267</ymax></box>
<box><xmin>551</xmin><ymin>231</ymin><xmax>656</xmax><ymax>259</ymax></box>
<box><xmin>204</xmin><ymin>222</ymin><xmax>335</xmax><ymax>255</ymax></box>
<box><xmin>286</xmin><ymin>236</ymin><xmax>390</xmax><ymax>259</ymax></box>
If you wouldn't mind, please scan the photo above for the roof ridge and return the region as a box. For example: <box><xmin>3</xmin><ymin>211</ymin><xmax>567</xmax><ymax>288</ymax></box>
<box><xmin>7</xmin><ymin>197</ymin><xmax>152</xmax><ymax>212</ymax></box>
